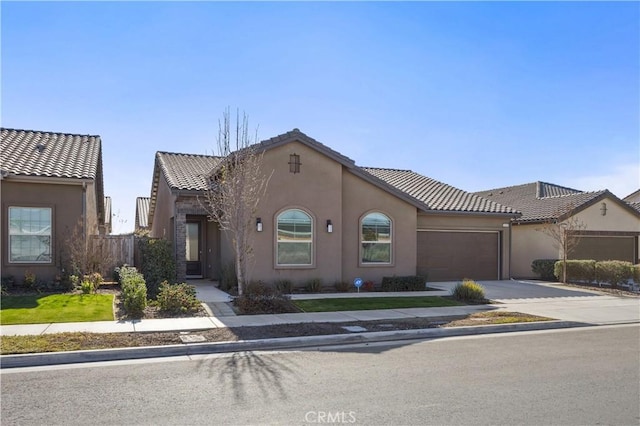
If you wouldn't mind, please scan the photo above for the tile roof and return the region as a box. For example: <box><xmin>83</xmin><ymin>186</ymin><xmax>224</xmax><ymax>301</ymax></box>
<box><xmin>363</xmin><ymin>168</ymin><xmax>519</xmax><ymax>214</ymax></box>
<box><xmin>104</xmin><ymin>196</ymin><xmax>112</xmax><ymax>232</ymax></box>
<box><xmin>136</xmin><ymin>197</ymin><xmax>150</xmax><ymax>229</ymax></box>
<box><xmin>156</xmin><ymin>151</ymin><xmax>222</xmax><ymax>191</ymax></box>
<box><xmin>1</xmin><ymin>127</ymin><xmax>102</xmax><ymax>179</ymax></box>
<box><xmin>474</xmin><ymin>181</ymin><xmax>615</xmax><ymax>223</ymax></box>
<box><xmin>627</xmin><ymin>202</ymin><xmax>640</xmax><ymax>214</ymax></box>
<box><xmin>623</xmin><ymin>189</ymin><xmax>640</xmax><ymax>203</ymax></box>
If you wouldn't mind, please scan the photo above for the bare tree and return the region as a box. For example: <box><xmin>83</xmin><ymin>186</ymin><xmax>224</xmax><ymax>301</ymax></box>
<box><xmin>537</xmin><ymin>213</ymin><xmax>586</xmax><ymax>283</ymax></box>
<box><xmin>203</xmin><ymin>109</ymin><xmax>271</xmax><ymax>295</ymax></box>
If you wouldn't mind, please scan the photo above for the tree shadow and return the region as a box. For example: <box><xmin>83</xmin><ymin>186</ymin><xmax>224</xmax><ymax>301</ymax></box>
<box><xmin>196</xmin><ymin>350</ymin><xmax>302</xmax><ymax>403</ymax></box>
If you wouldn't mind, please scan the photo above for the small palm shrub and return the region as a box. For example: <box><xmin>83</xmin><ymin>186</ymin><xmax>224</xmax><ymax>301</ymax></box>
<box><xmin>452</xmin><ymin>279</ymin><xmax>485</xmax><ymax>302</ymax></box>
<box><xmin>334</xmin><ymin>281</ymin><xmax>351</xmax><ymax>292</ymax></box>
<box><xmin>156</xmin><ymin>281</ymin><xmax>201</xmax><ymax>314</ymax></box>
<box><xmin>305</xmin><ymin>278</ymin><xmax>323</xmax><ymax>293</ymax></box>
<box><xmin>275</xmin><ymin>279</ymin><xmax>294</xmax><ymax>294</ymax></box>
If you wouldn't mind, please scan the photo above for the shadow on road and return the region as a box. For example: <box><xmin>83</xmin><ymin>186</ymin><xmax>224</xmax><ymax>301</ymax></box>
<box><xmin>196</xmin><ymin>350</ymin><xmax>302</xmax><ymax>403</ymax></box>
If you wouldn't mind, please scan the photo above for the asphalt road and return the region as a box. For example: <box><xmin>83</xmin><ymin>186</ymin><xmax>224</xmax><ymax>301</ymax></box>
<box><xmin>2</xmin><ymin>325</ymin><xmax>639</xmax><ymax>425</ymax></box>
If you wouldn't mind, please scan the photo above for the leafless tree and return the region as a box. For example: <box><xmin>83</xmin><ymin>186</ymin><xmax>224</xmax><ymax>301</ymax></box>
<box><xmin>203</xmin><ymin>109</ymin><xmax>271</xmax><ymax>295</ymax></box>
<box><xmin>537</xmin><ymin>212</ymin><xmax>587</xmax><ymax>283</ymax></box>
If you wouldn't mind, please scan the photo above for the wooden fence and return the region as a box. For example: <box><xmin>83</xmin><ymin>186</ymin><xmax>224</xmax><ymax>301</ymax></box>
<box><xmin>90</xmin><ymin>234</ymin><xmax>135</xmax><ymax>277</ymax></box>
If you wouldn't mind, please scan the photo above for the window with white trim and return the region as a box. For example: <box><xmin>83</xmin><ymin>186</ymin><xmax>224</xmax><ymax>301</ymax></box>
<box><xmin>8</xmin><ymin>207</ymin><xmax>52</xmax><ymax>263</ymax></box>
<box><xmin>277</xmin><ymin>209</ymin><xmax>312</xmax><ymax>265</ymax></box>
<box><xmin>361</xmin><ymin>212</ymin><xmax>391</xmax><ymax>264</ymax></box>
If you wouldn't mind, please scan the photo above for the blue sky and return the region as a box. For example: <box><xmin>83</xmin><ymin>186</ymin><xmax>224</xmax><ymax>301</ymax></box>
<box><xmin>2</xmin><ymin>2</ymin><xmax>638</xmax><ymax>234</ymax></box>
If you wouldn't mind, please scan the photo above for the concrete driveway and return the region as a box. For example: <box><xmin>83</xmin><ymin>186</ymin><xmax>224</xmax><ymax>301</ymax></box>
<box><xmin>428</xmin><ymin>279</ymin><xmax>600</xmax><ymax>301</ymax></box>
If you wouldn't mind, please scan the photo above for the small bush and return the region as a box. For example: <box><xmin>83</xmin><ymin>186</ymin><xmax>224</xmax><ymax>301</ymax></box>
<box><xmin>23</xmin><ymin>270</ymin><xmax>36</xmax><ymax>289</ymax></box>
<box><xmin>633</xmin><ymin>264</ymin><xmax>640</xmax><ymax>283</ymax></box>
<box><xmin>334</xmin><ymin>281</ymin><xmax>351</xmax><ymax>292</ymax></box>
<box><xmin>596</xmin><ymin>260</ymin><xmax>634</xmax><ymax>289</ymax></box>
<box><xmin>138</xmin><ymin>237</ymin><xmax>176</xmax><ymax>298</ymax></box>
<box><xmin>381</xmin><ymin>276</ymin><xmax>427</xmax><ymax>292</ymax></box>
<box><xmin>531</xmin><ymin>259</ymin><xmax>558</xmax><ymax>281</ymax></box>
<box><xmin>119</xmin><ymin>266</ymin><xmax>147</xmax><ymax>317</ymax></box>
<box><xmin>554</xmin><ymin>260</ymin><xmax>596</xmax><ymax>283</ymax></box>
<box><xmin>220</xmin><ymin>262</ymin><xmax>237</xmax><ymax>292</ymax></box>
<box><xmin>274</xmin><ymin>279</ymin><xmax>294</xmax><ymax>294</ymax></box>
<box><xmin>80</xmin><ymin>280</ymin><xmax>93</xmax><ymax>294</ymax></box>
<box><xmin>305</xmin><ymin>278</ymin><xmax>323</xmax><ymax>293</ymax></box>
<box><xmin>156</xmin><ymin>281</ymin><xmax>201</xmax><ymax>314</ymax></box>
<box><xmin>234</xmin><ymin>281</ymin><xmax>296</xmax><ymax>314</ymax></box>
<box><xmin>452</xmin><ymin>279</ymin><xmax>485</xmax><ymax>302</ymax></box>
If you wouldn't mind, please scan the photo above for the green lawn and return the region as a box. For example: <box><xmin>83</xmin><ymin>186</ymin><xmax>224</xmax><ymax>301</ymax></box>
<box><xmin>293</xmin><ymin>296</ymin><xmax>463</xmax><ymax>312</ymax></box>
<box><xmin>0</xmin><ymin>294</ymin><xmax>114</xmax><ymax>325</ymax></box>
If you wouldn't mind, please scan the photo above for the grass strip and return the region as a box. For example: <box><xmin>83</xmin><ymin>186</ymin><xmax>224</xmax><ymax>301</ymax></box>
<box><xmin>293</xmin><ymin>296</ymin><xmax>463</xmax><ymax>312</ymax></box>
<box><xmin>0</xmin><ymin>294</ymin><xmax>114</xmax><ymax>325</ymax></box>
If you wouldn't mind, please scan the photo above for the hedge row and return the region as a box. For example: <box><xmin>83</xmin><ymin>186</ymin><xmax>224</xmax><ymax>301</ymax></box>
<box><xmin>381</xmin><ymin>276</ymin><xmax>427</xmax><ymax>292</ymax></box>
<box><xmin>118</xmin><ymin>266</ymin><xmax>147</xmax><ymax>317</ymax></box>
<box><xmin>551</xmin><ymin>260</ymin><xmax>637</xmax><ymax>289</ymax></box>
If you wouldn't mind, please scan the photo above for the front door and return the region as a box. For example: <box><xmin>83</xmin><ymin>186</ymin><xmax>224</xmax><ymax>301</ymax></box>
<box><xmin>186</xmin><ymin>221</ymin><xmax>202</xmax><ymax>278</ymax></box>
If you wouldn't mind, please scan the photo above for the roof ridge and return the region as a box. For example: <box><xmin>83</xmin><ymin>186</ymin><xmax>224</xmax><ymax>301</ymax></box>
<box><xmin>362</xmin><ymin>166</ymin><xmax>413</xmax><ymax>173</ymax></box>
<box><xmin>156</xmin><ymin>150</ymin><xmax>220</xmax><ymax>158</ymax></box>
<box><xmin>1</xmin><ymin>127</ymin><xmax>100</xmax><ymax>139</ymax></box>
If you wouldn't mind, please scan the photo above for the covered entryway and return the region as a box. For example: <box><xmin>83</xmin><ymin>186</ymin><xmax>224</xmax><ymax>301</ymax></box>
<box><xmin>570</xmin><ymin>235</ymin><xmax>637</xmax><ymax>263</ymax></box>
<box><xmin>417</xmin><ymin>230</ymin><xmax>500</xmax><ymax>281</ymax></box>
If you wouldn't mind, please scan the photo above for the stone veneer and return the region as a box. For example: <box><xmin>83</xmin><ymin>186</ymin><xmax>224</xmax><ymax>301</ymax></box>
<box><xmin>174</xmin><ymin>197</ymin><xmax>209</xmax><ymax>282</ymax></box>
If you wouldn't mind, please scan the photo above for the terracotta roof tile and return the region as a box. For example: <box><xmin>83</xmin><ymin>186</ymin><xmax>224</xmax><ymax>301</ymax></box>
<box><xmin>474</xmin><ymin>181</ymin><xmax>611</xmax><ymax>222</ymax></box>
<box><xmin>156</xmin><ymin>151</ymin><xmax>222</xmax><ymax>191</ymax></box>
<box><xmin>1</xmin><ymin>127</ymin><xmax>101</xmax><ymax>179</ymax></box>
<box><xmin>136</xmin><ymin>197</ymin><xmax>150</xmax><ymax>229</ymax></box>
<box><xmin>363</xmin><ymin>167</ymin><xmax>518</xmax><ymax>214</ymax></box>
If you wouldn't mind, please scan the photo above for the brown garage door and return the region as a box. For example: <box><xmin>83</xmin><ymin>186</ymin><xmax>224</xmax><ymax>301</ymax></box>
<box><xmin>570</xmin><ymin>236</ymin><xmax>636</xmax><ymax>263</ymax></box>
<box><xmin>417</xmin><ymin>231</ymin><xmax>499</xmax><ymax>281</ymax></box>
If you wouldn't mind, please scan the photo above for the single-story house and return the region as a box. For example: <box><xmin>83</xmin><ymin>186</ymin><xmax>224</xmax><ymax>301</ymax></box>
<box><xmin>0</xmin><ymin>127</ymin><xmax>108</xmax><ymax>283</ymax></box>
<box><xmin>135</xmin><ymin>196</ymin><xmax>150</xmax><ymax>233</ymax></box>
<box><xmin>146</xmin><ymin>129</ymin><xmax>519</xmax><ymax>284</ymax></box>
<box><xmin>624</xmin><ymin>189</ymin><xmax>640</xmax><ymax>211</ymax></box>
<box><xmin>475</xmin><ymin>181</ymin><xmax>640</xmax><ymax>279</ymax></box>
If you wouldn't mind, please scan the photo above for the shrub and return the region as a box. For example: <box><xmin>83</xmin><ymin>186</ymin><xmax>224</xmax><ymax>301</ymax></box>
<box><xmin>234</xmin><ymin>281</ymin><xmax>296</xmax><ymax>314</ymax></box>
<box><xmin>381</xmin><ymin>276</ymin><xmax>427</xmax><ymax>292</ymax></box>
<box><xmin>595</xmin><ymin>260</ymin><xmax>634</xmax><ymax>289</ymax></box>
<box><xmin>80</xmin><ymin>280</ymin><xmax>93</xmax><ymax>294</ymax></box>
<box><xmin>274</xmin><ymin>279</ymin><xmax>294</xmax><ymax>294</ymax></box>
<box><xmin>23</xmin><ymin>270</ymin><xmax>36</xmax><ymax>289</ymax></box>
<box><xmin>219</xmin><ymin>262</ymin><xmax>237</xmax><ymax>292</ymax></box>
<box><xmin>334</xmin><ymin>281</ymin><xmax>351</xmax><ymax>292</ymax></box>
<box><xmin>156</xmin><ymin>281</ymin><xmax>201</xmax><ymax>314</ymax></box>
<box><xmin>86</xmin><ymin>272</ymin><xmax>103</xmax><ymax>292</ymax></box>
<box><xmin>138</xmin><ymin>237</ymin><xmax>176</xmax><ymax>298</ymax></box>
<box><xmin>633</xmin><ymin>264</ymin><xmax>640</xmax><ymax>284</ymax></box>
<box><xmin>531</xmin><ymin>259</ymin><xmax>558</xmax><ymax>281</ymax></box>
<box><xmin>305</xmin><ymin>278</ymin><xmax>323</xmax><ymax>293</ymax></box>
<box><xmin>119</xmin><ymin>266</ymin><xmax>147</xmax><ymax>317</ymax></box>
<box><xmin>451</xmin><ymin>279</ymin><xmax>485</xmax><ymax>302</ymax></box>
<box><xmin>554</xmin><ymin>260</ymin><xmax>596</xmax><ymax>283</ymax></box>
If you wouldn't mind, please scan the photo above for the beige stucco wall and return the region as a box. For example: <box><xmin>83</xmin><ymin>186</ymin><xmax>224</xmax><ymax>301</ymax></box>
<box><xmin>342</xmin><ymin>171</ymin><xmax>417</xmax><ymax>284</ymax></box>
<box><xmin>417</xmin><ymin>213</ymin><xmax>512</xmax><ymax>279</ymax></box>
<box><xmin>244</xmin><ymin>141</ymin><xmax>419</xmax><ymax>287</ymax></box>
<box><xmin>1</xmin><ymin>179</ymin><xmax>85</xmax><ymax>282</ymax></box>
<box><xmin>150</xmin><ymin>175</ymin><xmax>176</xmax><ymax>241</ymax></box>
<box><xmin>85</xmin><ymin>181</ymin><xmax>99</xmax><ymax>235</ymax></box>
<box><xmin>511</xmin><ymin>197</ymin><xmax>640</xmax><ymax>278</ymax></box>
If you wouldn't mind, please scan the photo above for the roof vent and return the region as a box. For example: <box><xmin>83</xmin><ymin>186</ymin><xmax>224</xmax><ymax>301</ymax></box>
<box><xmin>35</xmin><ymin>143</ymin><xmax>46</xmax><ymax>153</ymax></box>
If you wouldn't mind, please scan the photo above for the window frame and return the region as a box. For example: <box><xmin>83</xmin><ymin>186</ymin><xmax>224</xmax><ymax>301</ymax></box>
<box><xmin>8</xmin><ymin>206</ymin><xmax>53</xmax><ymax>264</ymax></box>
<box><xmin>359</xmin><ymin>211</ymin><xmax>393</xmax><ymax>266</ymax></box>
<box><xmin>275</xmin><ymin>208</ymin><xmax>314</xmax><ymax>268</ymax></box>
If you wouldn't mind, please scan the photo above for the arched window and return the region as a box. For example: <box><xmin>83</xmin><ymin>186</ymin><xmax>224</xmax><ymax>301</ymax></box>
<box><xmin>277</xmin><ymin>209</ymin><xmax>313</xmax><ymax>265</ymax></box>
<box><xmin>361</xmin><ymin>212</ymin><xmax>391</xmax><ymax>264</ymax></box>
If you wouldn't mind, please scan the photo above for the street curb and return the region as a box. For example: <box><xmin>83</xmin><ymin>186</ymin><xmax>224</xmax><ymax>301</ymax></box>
<box><xmin>0</xmin><ymin>320</ymin><xmax>589</xmax><ymax>369</ymax></box>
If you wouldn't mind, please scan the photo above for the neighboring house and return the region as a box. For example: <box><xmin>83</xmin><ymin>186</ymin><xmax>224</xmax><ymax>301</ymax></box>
<box><xmin>0</xmin><ymin>127</ymin><xmax>108</xmax><ymax>282</ymax></box>
<box><xmin>475</xmin><ymin>182</ymin><xmax>640</xmax><ymax>279</ymax></box>
<box><xmin>623</xmin><ymin>189</ymin><xmax>640</xmax><ymax>214</ymax></box>
<box><xmin>104</xmin><ymin>196</ymin><xmax>112</xmax><ymax>235</ymax></box>
<box><xmin>146</xmin><ymin>129</ymin><xmax>519</xmax><ymax>284</ymax></box>
<box><xmin>135</xmin><ymin>196</ymin><xmax>150</xmax><ymax>232</ymax></box>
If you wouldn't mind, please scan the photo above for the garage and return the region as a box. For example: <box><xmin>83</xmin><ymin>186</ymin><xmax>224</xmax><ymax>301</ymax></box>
<box><xmin>417</xmin><ymin>231</ymin><xmax>500</xmax><ymax>281</ymax></box>
<box><xmin>570</xmin><ymin>235</ymin><xmax>637</xmax><ymax>263</ymax></box>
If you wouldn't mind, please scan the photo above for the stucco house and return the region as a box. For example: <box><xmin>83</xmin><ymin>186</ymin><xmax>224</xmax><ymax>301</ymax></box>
<box><xmin>475</xmin><ymin>182</ymin><xmax>640</xmax><ymax>279</ymax></box>
<box><xmin>0</xmin><ymin>127</ymin><xmax>108</xmax><ymax>283</ymax></box>
<box><xmin>146</xmin><ymin>129</ymin><xmax>519</xmax><ymax>284</ymax></box>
